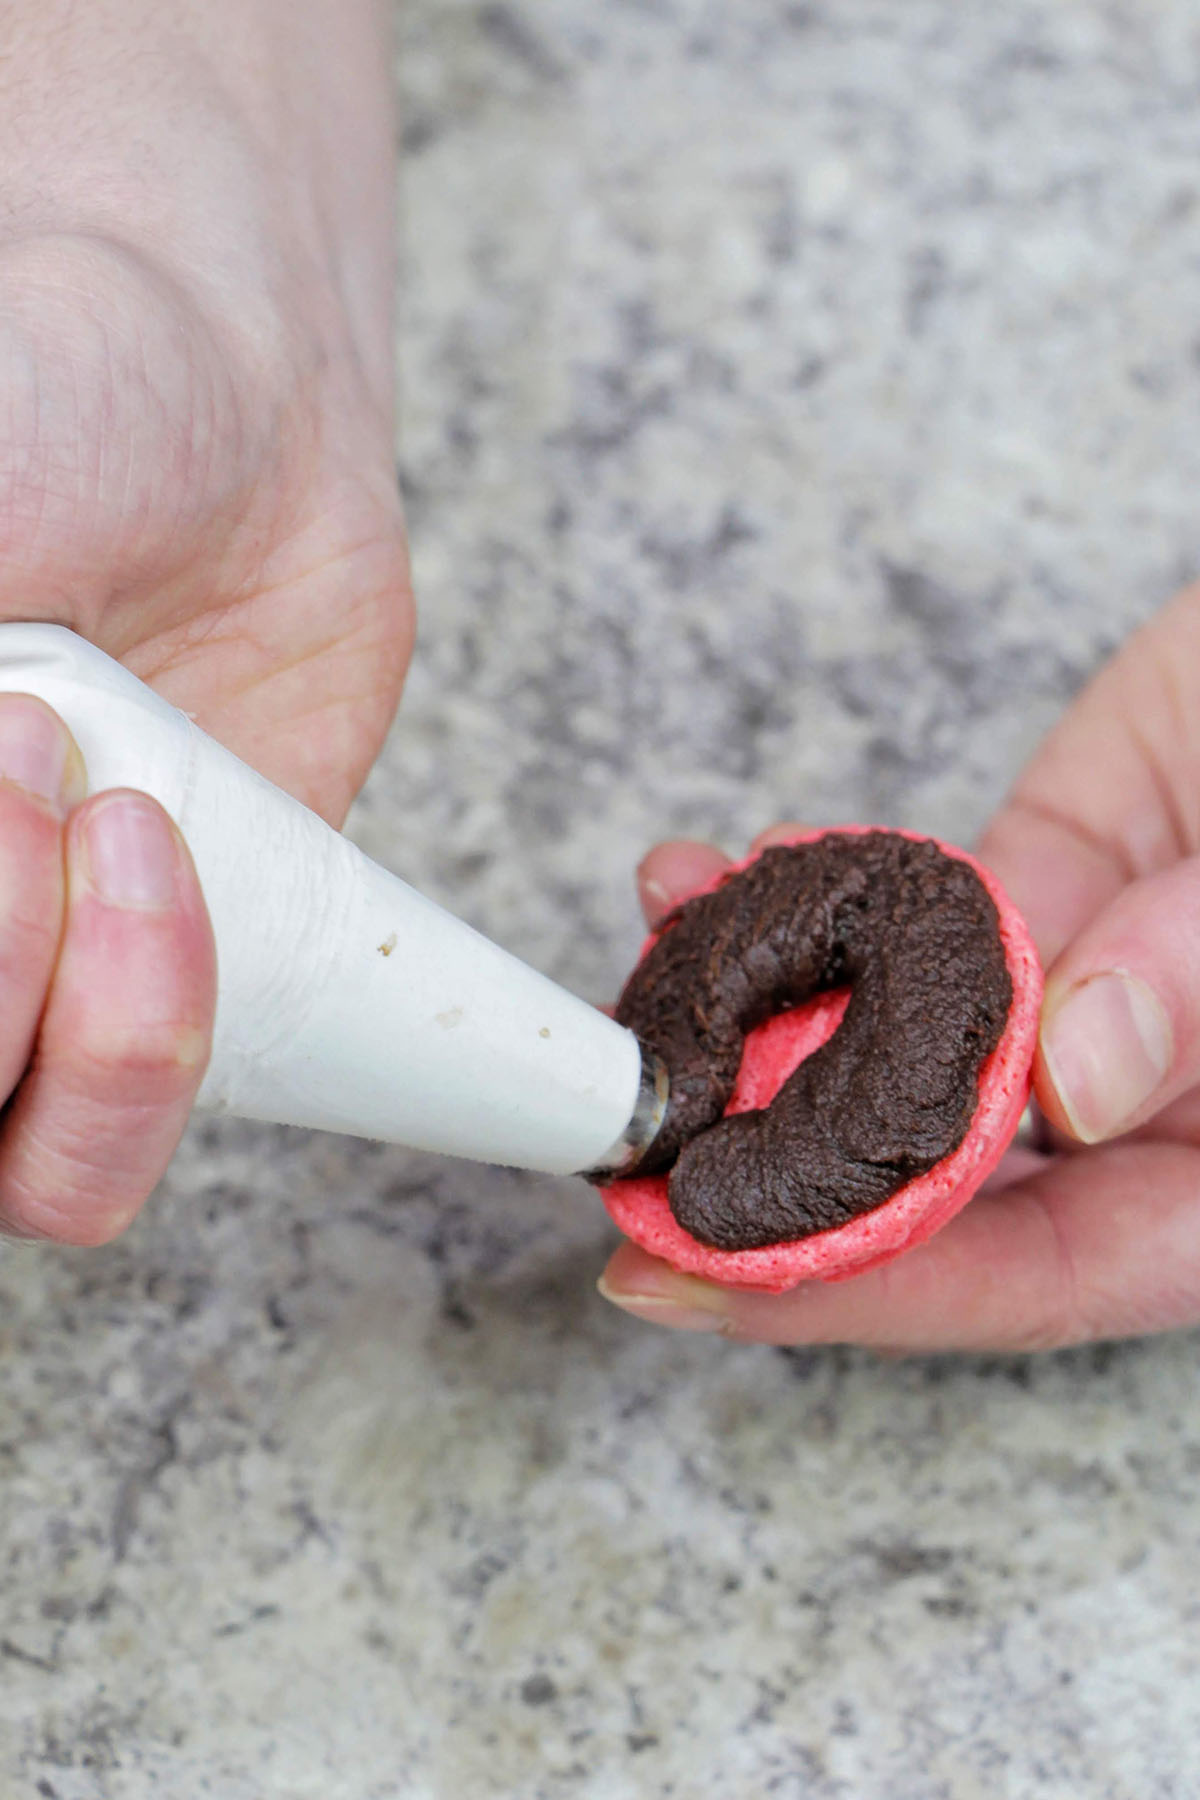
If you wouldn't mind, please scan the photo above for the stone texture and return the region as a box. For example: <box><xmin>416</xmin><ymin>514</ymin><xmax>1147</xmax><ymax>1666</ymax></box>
<box><xmin>4</xmin><ymin>1</ymin><xmax>1200</xmax><ymax>1794</ymax></box>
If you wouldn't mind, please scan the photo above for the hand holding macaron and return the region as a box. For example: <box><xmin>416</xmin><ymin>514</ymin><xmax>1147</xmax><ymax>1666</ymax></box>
<box><xmin>601</xmin><ymin>582</ymin><xmax>1200</xmax><ymax>1354</ymax></box>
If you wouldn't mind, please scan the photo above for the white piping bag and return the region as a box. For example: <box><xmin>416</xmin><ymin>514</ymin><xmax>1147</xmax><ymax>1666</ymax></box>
<box><xmin>0</xmin><ymin>624</ymin><xmax>667</xmax><ymax>1177</ymax></box>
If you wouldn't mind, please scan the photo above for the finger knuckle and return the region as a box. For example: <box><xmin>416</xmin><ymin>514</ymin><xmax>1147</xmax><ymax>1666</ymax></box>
<box><xmin>1007</xmin><ymin>1193</ymin><xmax>1092</xmax><ymax>1351</ymax></box>
<box><xmin>71</xmin><ymin>1015</ymin><xmax>211</xmax><ymax>1098</ymax></box>
<box><xmin>0</xmin><ymin>1136</ymin><xmax>146</xmax><ymax>1247</ymax></box>
<box><xmin>7</xmin><ymin>1191</ymin><xmax>140</xmax><ymax>1247</ymax></box>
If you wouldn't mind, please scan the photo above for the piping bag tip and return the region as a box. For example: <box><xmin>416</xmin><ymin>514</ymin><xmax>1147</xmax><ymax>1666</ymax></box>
<box><xmin>580</xmin><ymin>1040</ymin><xmax>670</xmax><ymax>1180</ymax></box>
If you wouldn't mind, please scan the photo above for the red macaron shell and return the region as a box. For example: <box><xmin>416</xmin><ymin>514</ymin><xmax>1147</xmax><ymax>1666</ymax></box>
<box><xmin>601</xmin><ymin>827</ymin><xmax>1043</xmax><ymax>1293</ymax></box>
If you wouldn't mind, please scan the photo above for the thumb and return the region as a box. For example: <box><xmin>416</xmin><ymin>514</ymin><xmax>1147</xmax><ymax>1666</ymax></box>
<box><xmin>974</xmin><ymin>582</ymin><xmax>1200</xmax><ymax>969</ymax></box>
<box><xmin>971</xmin><ymin>586</ymin><xmax>1200</xmax><ymax>1142</ymax></box>
<box><xmin>1033</xmin><ymin>856</ymin><xmax>1199</xmax><ymax>1144</ymax></box>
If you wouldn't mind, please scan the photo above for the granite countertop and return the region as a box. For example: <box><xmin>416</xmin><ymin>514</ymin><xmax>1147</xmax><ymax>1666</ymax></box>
<box><xmin>4</xmin><ymin>2</ymin><xmax>1200</xmax><ymax>1795</ymax></box>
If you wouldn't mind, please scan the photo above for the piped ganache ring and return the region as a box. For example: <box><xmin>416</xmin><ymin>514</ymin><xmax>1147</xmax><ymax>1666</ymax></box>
<box><xmin>598</xmin><ymin>829</ymin><xmax>1043</xmax><ymax>1293</ymax></box>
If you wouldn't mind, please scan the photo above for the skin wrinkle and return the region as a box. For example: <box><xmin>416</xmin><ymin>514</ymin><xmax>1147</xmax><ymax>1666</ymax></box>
<box><xmin>1136</xmin><ymin>592</ymin><xmax>1200</xmax><ymax>842</ymax></box>
<box><xmin>151</xmin><ymin>532</ymin><xmax>409</xmax><ymax>697</ymax></box>
<box><xmin>1002</xmin><ymin>790</ymin><xmax>1137</xmax><ymax>891</ymax></box>
<box><xmin>615</xmin><ymin>835</ymin><xmax>1012</xmax><ymax>1252</ymax></box>
<box><xmin>1120</xmin><ymin>706</ymin><xmax>1194</xmax><ymax>875</ymax></box>
<box><xmin>0</xmin><ymin>321</ymin><xmax>54</xmax><ymax>552</ymax></box>
<box><xmin>1019</xmin><ymin>1187</ymin><xmax>1086</xmax><ymax>1352</ymax></box>
<box><xmin>127</xmin><ymin>518</ymin><xmax>410</xmax><ymax>772</ymax></box>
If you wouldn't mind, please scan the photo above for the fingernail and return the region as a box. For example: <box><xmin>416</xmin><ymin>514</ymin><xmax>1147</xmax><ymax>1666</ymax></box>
<box><xmin>639</xmin><ymin>875</ymin><xmax>671</xmax><ymax>910</ymax></box>
<box><xmin>597</xmin><ymin>1270</ymin><xmax>732</xmax><ymax>1334</ymax></box>
<box><xmin>84</xmin><ymin>795</ymin><xmax>179</xmax><ymax>910</ymax></box>
<box><xmin>0</xmin><ymin>695</ymin><xmax>80</xmax><ymax>811</ymax></box>
<box><xmin>1041</xmin><ymin>970</ymin><xmax>1172</xmax><ymax>1142</ymax></box>
<box><xmin>638</xmin><ymin>874</ymin><xmax>674</xmax><ymax>925</ymax></box>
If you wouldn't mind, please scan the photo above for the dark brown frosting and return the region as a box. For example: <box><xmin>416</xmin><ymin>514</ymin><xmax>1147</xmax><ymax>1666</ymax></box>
<box><xmin>611</xmin><ymin>833</ymin><xmax>1011</xmax><ymax>1250</ymax></box>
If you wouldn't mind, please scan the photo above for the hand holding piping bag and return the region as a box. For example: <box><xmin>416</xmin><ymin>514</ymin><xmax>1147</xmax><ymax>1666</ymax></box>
<box><xmin>0</xmin><ymin>0</ymin><xmax>411</xmax><ymax>1241</ymax></box>
<box><xmin>601</xmin><ymin>584</ymin><xmax>1200</xmax><ymax>1354</ymax></box>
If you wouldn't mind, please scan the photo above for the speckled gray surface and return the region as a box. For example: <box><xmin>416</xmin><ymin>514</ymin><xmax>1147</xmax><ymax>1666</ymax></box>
<box><xmin>4</xmin><ymin>2</ymin><xmax>1200</xmax><ymax>1795</ymax></box>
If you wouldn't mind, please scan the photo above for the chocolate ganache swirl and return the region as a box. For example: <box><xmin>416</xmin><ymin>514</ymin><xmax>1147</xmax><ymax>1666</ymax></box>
<box><xmin>611</xmin><ymin>833</ymin><xmax>1012</xmax><ymax>1251</ymax></box>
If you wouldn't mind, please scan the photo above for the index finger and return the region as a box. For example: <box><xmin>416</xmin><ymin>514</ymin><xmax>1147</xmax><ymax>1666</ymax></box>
<box><xmin>975</xmin><ymin>582</ymin><xmax>1200</xmax><ymax>967</ymax></box>
<box><xmin>636</xmin><ymin>838</ymin><xmax>732</xmax><ymax>927</ymax></box>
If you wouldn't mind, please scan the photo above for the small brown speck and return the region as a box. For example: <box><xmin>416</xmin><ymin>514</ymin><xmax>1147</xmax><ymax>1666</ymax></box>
<box><xmin>539</xmin><ymin>1027</ymin><xmax>551</xmax><ymax>1039</ymax></box>
<box><xmin>378</xmin><ymin>933</ymin><xmax>398</xmax><ymax>957</ymax></box>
